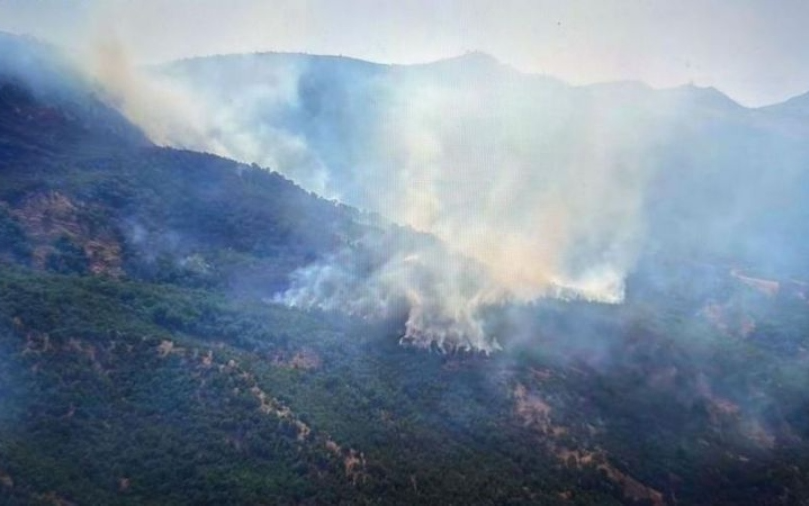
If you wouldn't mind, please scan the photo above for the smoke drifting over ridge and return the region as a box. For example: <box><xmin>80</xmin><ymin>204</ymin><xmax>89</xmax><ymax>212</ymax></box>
<box><xmin>3</xmin><ymin>27</ymin><xmax>808</xmax><ymax>353</ymax></box>
<box><xmin>104</xmin><ymin>52</ymin><xmax>680</xmax><ymax>351</ymax></box>
<box><xmin>55</xmin><ymin>38</ymin><xmax>806</xmax><ymax>351</ymax></box>
<box><xmin>80</xmin><ymin>32</ymin><xmax>212</xmax><ymax>150</ymax></box>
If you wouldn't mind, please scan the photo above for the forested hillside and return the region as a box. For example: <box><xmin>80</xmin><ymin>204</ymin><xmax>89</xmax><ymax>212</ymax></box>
<box><xmin>1</xmin><ymin>33</ymin><xmax>809</xmax><ymax>505</ymax></box>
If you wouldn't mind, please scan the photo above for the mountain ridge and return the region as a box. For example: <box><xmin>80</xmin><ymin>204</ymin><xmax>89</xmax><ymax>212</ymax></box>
<box><xmin>158</xmin><ymin>47</ymin><xmax>807</xmax><ymax>110</ymax></box>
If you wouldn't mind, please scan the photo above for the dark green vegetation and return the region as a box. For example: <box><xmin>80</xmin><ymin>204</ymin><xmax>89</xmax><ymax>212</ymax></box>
<box><xmin>1</xmin><ymin>33</ymin><xmax>809</xmax><ymax>505</ymax></box>
<box><xmin>2</xmin><ymin>243</ymin><xmax>809</xmax><ymax>505</ymax></box>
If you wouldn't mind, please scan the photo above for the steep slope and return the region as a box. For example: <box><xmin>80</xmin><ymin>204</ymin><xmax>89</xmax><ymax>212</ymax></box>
<box><xmin>0</xmin><ymin>32</ymin><xmax>148</xmax><ymax>159</ymax></box>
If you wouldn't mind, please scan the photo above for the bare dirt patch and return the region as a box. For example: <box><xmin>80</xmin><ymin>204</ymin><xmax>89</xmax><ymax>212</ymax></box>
<box><xmin>271</xmin><ymin>348</ymin><xmax>322</xmax><ymax>370</ymax></box>
<box><xmin>513</xmin><ymin>382</ymin><xmax>665</xmax><ymax>506</ymax></box>
<box><xmin>12</xmin><ymin>191</ymin><xmax>123</xmax><ymax>276</ymax></box>
<box><xmin>0</xmin><ymin>470</ymin><xmax>13</xmax><ymax>488</ymax></box>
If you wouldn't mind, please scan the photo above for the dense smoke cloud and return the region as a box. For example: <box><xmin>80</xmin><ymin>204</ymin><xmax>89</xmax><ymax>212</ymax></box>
<box><xmin>114</xmin><ymin>53</ymin><xmax>683</xmax><ymax>351</ymax></box>
<box><xmin>369</xmin><ymin>66</ymin><xmax>648</xmax><ymax>303</ymax></box>
<box><xmin>278</xmin><ymin>231</ymin><xmax>507</xmax><ymax>352</ymax></box>
<box><xmin>79</xmin><ymin>31</ymin><xmax>212</xmax><ymax>149</ymax></box>
<box><xmin>65</xmin><ymin>43</ymin><xmax>807</xmax><ymax>351</ymax></box>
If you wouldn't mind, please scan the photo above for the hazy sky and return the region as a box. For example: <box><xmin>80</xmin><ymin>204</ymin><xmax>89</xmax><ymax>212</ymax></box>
<box><xmin>1</xmin><ymin>0</ymin><xmax>808</xmax><ymax>106</ymax></box>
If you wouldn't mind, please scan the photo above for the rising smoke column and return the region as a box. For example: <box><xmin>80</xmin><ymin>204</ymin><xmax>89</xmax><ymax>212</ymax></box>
<box><xmin>103</xmin><ymin>53</ymin><xmax>672</xmax><ymax>351</ymax></box>
<box><xmin>268</xmin><ymin>56</ymin><xmax>662</xmax><ymax>350</ymax></box>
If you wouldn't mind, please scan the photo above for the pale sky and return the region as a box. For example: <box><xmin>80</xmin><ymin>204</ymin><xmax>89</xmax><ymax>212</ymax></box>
<box><xmin>1</xmin><ymin>0</ymin><xmax>808</xmax><ymax>106</ymax></box>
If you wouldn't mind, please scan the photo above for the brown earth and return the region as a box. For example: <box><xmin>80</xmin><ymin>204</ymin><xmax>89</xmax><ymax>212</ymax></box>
<box><xmin>11</xmin><ymin>191</ymin><xmax>123</xmax><ymax>276</ymax></box>
<box><xmin>513</xmin><ymin>382</ymin><xmax>665</xmax><ymax>506</ymax></box>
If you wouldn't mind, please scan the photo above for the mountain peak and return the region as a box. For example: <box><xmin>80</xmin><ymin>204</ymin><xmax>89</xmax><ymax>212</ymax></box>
<box><xmin>417</xmin><ymin>51</ymin><xmax>507</xmax><ymax>72</ymax></box>
<box><xmin>758</xmin><ymin>89</ymin><xmax>809</xmax><ymax>117</ymax></box>
<box><xmin>663</xmin><ymin>83</ymin><xmax>743</xmax><ymax>110</ymax></box>
<box><xmin>448</xmin><ymin>50</ymin><xmax>501</xmax><ymax>65</ymax></box>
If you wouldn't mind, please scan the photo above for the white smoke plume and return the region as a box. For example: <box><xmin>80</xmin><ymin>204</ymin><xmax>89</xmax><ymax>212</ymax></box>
<box><xmin>76</xmin><ymin>30</ymin><xmax>211</xmax><ymax>150</ymax></box>
<box><xmin>83</xmin><ymin>50</ymin><xmax>680</xmax><ymax>351</ymax></box>
<box><xmin>277</xmin><ymin>229</ymin><xmax>509</xmax><ymax>352</ymax></box>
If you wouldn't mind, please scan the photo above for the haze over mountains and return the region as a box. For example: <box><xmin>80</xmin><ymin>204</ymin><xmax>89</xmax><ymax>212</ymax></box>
<box><xmin>129</xmin><ymin>47</ymin><xmax>809</xmax><ymax>350</ymax></box>
<box><xmin>2</xmin><ymin>28</ymin><xmax>809</xmax><ymax>351</ymax></box>
<box><xmin>2</xmin><ymin>30</ymin><xmax>809</xmax><ymax>506</ymax></box>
